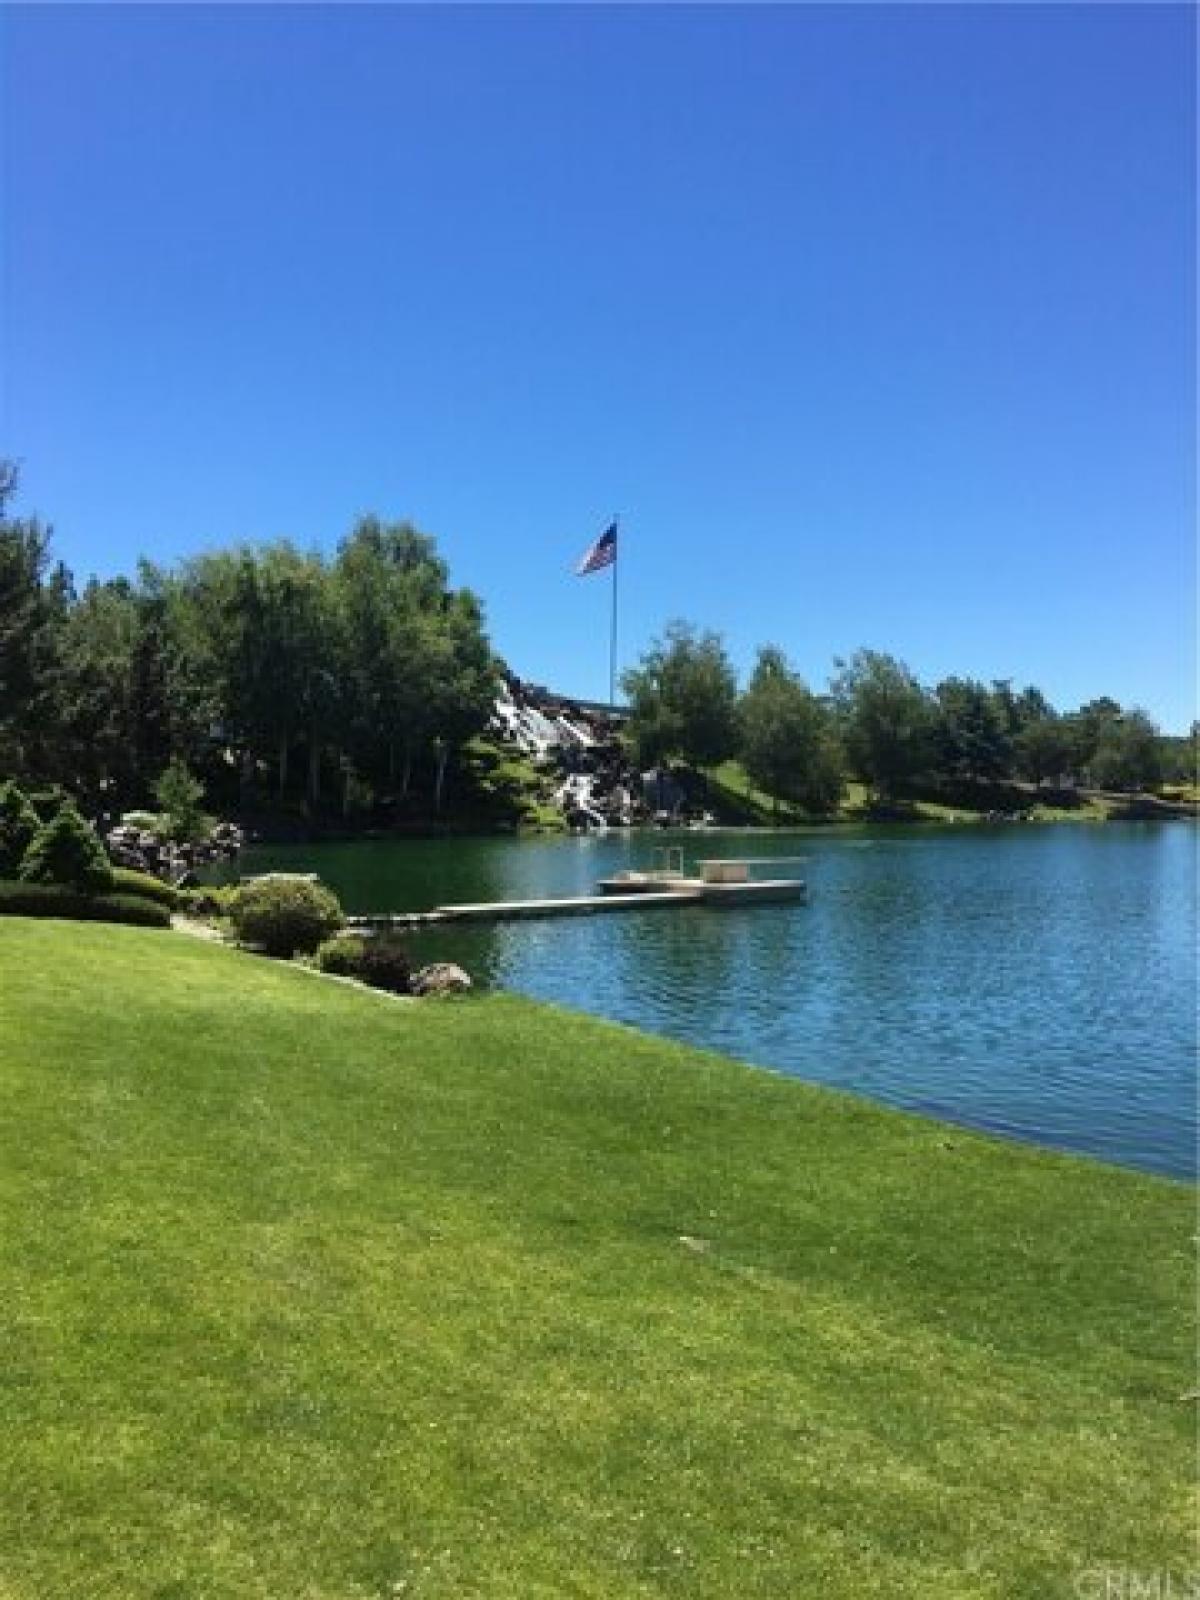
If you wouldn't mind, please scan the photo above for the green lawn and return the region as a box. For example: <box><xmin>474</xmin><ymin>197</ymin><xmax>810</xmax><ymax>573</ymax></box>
<box><xmin>706</xmin><ymin>762</ymin><xmax>811</xmax><ymax>824</ymax></box>
<box><xmin>706</xmin><ymin>762</ymin><xmax>1125</xmax><ymax>827</ymax></box>
<box><xmin>0</xmin><ymin>920</ymin><xmax>1193</xmax><ymax>1598</ymax></box>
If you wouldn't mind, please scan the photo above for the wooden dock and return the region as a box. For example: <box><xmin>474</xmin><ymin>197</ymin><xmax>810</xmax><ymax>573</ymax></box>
<box><xmin>440</xmin><ymin>888</ymin><xmax>705</xmax><ymax>921</ymax></box>
<box><xmin>349</xmin><ymin>889</ymin><xmax>701</xmax><ymax>929</ymax></box>
<box><xmin>347</xmin><ymin>875</ymin><xmax>805</xmax><ymax>929</ymax></box>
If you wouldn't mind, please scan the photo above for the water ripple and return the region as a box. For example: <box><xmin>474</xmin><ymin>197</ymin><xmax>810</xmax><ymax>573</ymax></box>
<box><xmin>236</xmin><ymin>825</ymin><xmax>1198</xmax><ymax>1179</ymax></box>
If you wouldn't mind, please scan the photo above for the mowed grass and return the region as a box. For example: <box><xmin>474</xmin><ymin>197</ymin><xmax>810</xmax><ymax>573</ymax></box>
<box><xmin>706</xmin><ymin>762</ymin><xmax>1119</xmax><ymax>827</ymax></box>
<box><xmin>0</xmin><ymin>921</ymin><xmax>1194</xmax><ymax>1599</ymax></box>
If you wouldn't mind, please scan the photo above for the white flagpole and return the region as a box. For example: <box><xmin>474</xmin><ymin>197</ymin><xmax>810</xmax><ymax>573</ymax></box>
<box><xmin>609</xmin><ymin>515</ymin><xmax>620</xmax><ymax>710</ymax></box>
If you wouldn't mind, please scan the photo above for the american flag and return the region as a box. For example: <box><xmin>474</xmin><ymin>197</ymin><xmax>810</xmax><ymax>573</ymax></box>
<box><xmin>574</xmin><ymin>521</ymin><xmax>618</xmax><ymax>575</ymax></box>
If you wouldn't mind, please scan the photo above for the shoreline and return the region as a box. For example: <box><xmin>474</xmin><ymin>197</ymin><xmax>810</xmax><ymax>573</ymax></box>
<box><xmin>229</xmin><ymin>807</ymin><xmax>1198</xmax><ymax>849</ymax></box>
<box><xmin>167</xmin><ymin>907</ymin><xmax>1196</xmax><ymax>1185</ymax></box>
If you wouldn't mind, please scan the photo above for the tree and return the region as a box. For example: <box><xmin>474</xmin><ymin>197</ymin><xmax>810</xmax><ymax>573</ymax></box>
<box><xmin>182</xmin><ymin>544</ymin><xmax>341</xmax><ymax>806</ymax></box>
<box><xmin>253</xmin><ymin>545</ymin><xmax>343</xmax><ymax>809</ymax></box>
<box><xmin>1069</xmin><ymin>697</ymin><xmax>1123</xmax><ymax>778</ymax></box>
<box><xmin>931</xmin><ymin>678</ymin><xmax>1013</xmax><ymax>784</ymax></box>
<box><xmin>738</xmin><ymin>646</ymin><xmax>844</xmax><ymax>813</ymax></box>
<box><xmin>332</xmin><ymin>518</ymin><xmax>495</xmax><ymax>810</ymax></box>
<box><xmin>1089</xmin><ymin>710</ymin><xmax>1162</xmax><ymax>795</ymax></box>
<box><xmin>173</xmin><ymin>519</ymin><xmax>497</xmax><ymax>816</ymax></box>
<box><xmin>154</xmin><ymin>758</ymin><xmax>208</xmax><ymax>842</ymax></box>
<box><xmin>0</xmin><ymin>781</ymin><xmax>40</xmax><ymax>876</ymax></box>
<box><xmin>622</xmin><ymin>621</ymin><xmax>739</xmax><ymax>772</ymax></box>
<box><xmin>1012</xmin><ymin>684</ymin><xmax>1055</xmax><ymax>732</ymax></box>
<box><xmin>54</xmin><ymin>563</ymin><xmax>217</xmax><ymax>814</ymax></box>
<box><xmin>0</xmin><ymin>463</ymin><xmax>72</xmax><ymax>782</ymax></box>
<box><xmin>130</xmin><ymin>561</ymin><xmax>215</xmax><ymax>776</ymax></box>
<box><xmin>173</xmin><ymin>550</ymin><xmax>257</xmax><ymax>794</ymax></box>
<box><xmin>1014</xmin><ymin>715</ymin><xmax>1075</xmax><ymax>785</ymax></box>
<box><xmin>19</xmin><ymin>802</ymin><xmax>113</xmax><ymax>891</ymax></box>
<box><xmin>424</xmin><ymin>589</ymin><xmax>498</xmax><ymax>812</ymax></box>
<box><xmin>1157</xmin><ymin>723</ymin><xmax>1199</xmax><ymax>788</ymax></box>
<box><xmin>334</xmin><ymin>517</ymin><xmax>452</xmax><ymax>800</ymax></box>
<box><xmin>56</xmin><ymin>578</ymin><xmax>141</xmax><ymax>806</ymax></box>
<box><xmin>829</xmin><ymin>650</ymin><xmax>934</xmax><ymax>801</ymax></box>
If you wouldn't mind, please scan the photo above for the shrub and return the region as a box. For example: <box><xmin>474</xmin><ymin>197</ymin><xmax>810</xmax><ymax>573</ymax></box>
<box><xmin>316</xmin><ymin>934</ymin><xmax>366</xmax><ymax>977</ymax></box>
<box><xmin>356</xmin><ymin>934</ymin><xmax>412</xmax><ymax>992</ymax></box>
<box><xmin>228</xmin><ymin>874</ymin><xmax>343</xmax><ymax>957</ymax></box>
<box><xmin>19</xmin><ymin>803</ymin><xmax>114</xmax><ymax>892</ymax></box>
<box><xmin>357</xmin><ymin>934</ymin><xmax>413</xmax><ymax>994</ymax></box>
<box><xmin>0</xmin><ymin>782</ymin><xmax>40</xmax><ymax>877</ymax></box>
<box><xmin>315</xmin><ymin>930</ymin><xmax>411</xmax><ymax>994</ymax></box>
<box><xmin>110</xmin><ymin>867</ymin><xmax>180</xmax><ymax>909</ymax></box>
<box><xmin>180</xmin><ymin>883</ymin><xmax>237</xmax><ymax>918</ymax></box>
<box><xmin>0</xmin><ymin>881</ymin><xmax>170</xmax><ymax>928</ymax></box>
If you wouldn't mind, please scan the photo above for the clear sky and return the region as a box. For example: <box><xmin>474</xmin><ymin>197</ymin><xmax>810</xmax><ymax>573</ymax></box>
<box><xmin>2</xmin><ymin>4</ymin><xmax>1195</xmax><ymax>728</ymax></box>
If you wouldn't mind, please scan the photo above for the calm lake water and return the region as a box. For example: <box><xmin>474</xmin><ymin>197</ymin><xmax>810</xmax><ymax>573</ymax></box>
<box><xmin>229</xmin><ymin>824</ymin><xmax>1197</xmax><ymax>1180</ymax></box>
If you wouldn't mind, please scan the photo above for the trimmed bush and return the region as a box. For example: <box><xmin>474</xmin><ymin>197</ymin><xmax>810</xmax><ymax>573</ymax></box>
<box><xmin>19</xmin><ymin>803</ymin><xmax>113</xmax><ymax>892</ymax></box>
<box><xmin>0</xmin><ymin>782</ymin><xmax>40</xmax><ymax>877</ymax></box>
<box><xmin>110</xmin><ymin>867</ymin><xmax>180</xmax><ymax>910</ymax></box>
<box><xmin>229</xmin><ymin>874</ymin><xmax>343</xmax><ymax>957</ymax></box>
<box><xmin>315</xmin><ymin>930</ymin><xmax>412</xmax><ymax>994</ymax></box>
<box><xmin>316</xmin><ymin>934</ymin><xmax>366</xmax><ymax>977</ymax></box>
<box><xmin>358</xmin><ymin>935</ymin><xmax>412</xmax><ymax>994</ymax></box>
<box><xmin>0</xmin><ymin>881</ymin><xmax>170</xmax><ymax>928</ymax></box>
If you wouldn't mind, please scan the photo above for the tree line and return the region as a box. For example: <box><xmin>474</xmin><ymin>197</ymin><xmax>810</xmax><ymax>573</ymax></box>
<box><xmin>0</xmin><ymin>465</ymin><xmax>496</xmax><ymax>818</ymax></box>
<box><xmin>2</xmin><ymin>463</ymin><xmax>1192</xmax><ymax>826</ymax></box>
<box><xmin>623</xmin><ymin>622</ymin><xmax>1195</xmax><ymax>811</ymax></box>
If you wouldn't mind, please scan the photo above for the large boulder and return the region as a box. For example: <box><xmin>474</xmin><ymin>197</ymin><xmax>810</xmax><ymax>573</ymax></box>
<box><xmin>410</xmin><ymin>962</ymin><xmax>473</xmax><ymax>997</ymax></box>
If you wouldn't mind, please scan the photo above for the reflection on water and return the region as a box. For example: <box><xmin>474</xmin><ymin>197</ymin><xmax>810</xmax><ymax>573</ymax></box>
<box><xmin>227</xmin><ymin>825</ymin><xmax>1198</xmax><ymax>1179</ymax></box>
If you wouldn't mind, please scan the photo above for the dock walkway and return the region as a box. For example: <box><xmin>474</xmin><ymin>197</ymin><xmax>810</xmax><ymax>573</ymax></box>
<box><xmin>348</xmin><ymin>876</ymin><xmax>804</xmax><ymax>929</ymax></box>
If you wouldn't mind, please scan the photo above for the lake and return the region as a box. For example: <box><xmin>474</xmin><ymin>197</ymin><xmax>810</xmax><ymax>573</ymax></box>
<box><xmin>225</xmin><ymin>823</ymin><xmax>1197</xmax><ymax>1180</ymax></box>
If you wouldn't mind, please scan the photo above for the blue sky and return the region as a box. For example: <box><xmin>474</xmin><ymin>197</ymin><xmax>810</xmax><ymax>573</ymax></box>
<box><xmin>2</xmin><ymin>4</ymin><xmax>1195</xmax><ymax>727</ymax></box>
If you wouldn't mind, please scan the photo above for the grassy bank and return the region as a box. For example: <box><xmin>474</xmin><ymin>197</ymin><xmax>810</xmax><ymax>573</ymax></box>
<box><xmin>707</xmin><ymin>763</ymin><xmax>1129</xmax><ymax>827</ymax></box>
<box><xmin>0</xmin><ymin>920</ymin><xmax>1193</xmax><ymax>1598</ymax></box>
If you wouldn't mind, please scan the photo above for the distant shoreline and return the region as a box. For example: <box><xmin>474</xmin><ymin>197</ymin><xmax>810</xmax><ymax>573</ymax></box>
<box><xmin>227</xmin><ymin>804</ymin><xmax>1198</xmax><ymax>849</ymax></box>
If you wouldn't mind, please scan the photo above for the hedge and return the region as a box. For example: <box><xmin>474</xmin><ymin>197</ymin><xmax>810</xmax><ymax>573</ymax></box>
<box><xmin>0</xmin><ymin>881</ymin><xmax>171</xmax><ymax>928</ymax></box>
<box><xmin>110</xmin><ymin>867</ymin><xmax>180</xmax><ymax>910</ymax></box>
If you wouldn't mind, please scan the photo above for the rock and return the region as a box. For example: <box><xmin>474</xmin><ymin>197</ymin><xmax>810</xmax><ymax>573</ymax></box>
<box><xmin>410</xmin><ymin>962</ymin><xmax>472</xmax><ymax>997</ymax></box>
